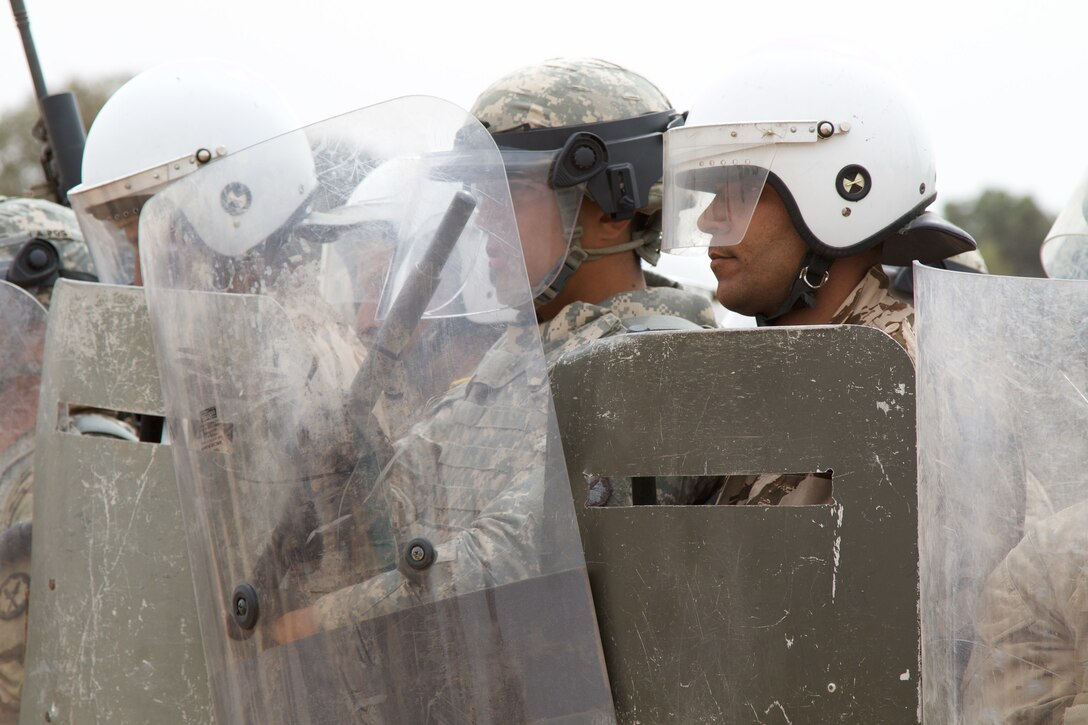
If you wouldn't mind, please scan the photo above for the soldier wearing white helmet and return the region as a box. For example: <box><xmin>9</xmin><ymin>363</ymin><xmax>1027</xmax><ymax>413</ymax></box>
<box><xmin>663</xmin><ymin>53</ymin><xmax>976</xmax><ymax>506</ymax></box>
<box><xmin>69</xmin><ymin>60</ymin><xmax>313</xmax><ymax>286</ymax></box>
<box><xmin>664</xmin><ymin>53</ymin><xmax>977</xmax><ymax>360</ymax></box>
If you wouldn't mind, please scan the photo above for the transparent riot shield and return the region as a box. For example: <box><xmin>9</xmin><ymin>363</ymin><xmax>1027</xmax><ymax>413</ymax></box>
<box><xmin>0</xmin><ymin>281</ymin><xmax>44</xmax><ymax>516</ymax></box>
<box><xmin>21</xmin><ymin>279</ymin><xmax>211</xmax><ymax>725</ymax></box>
<box><xmin>551</xmin><ymin>325</ymin><xmax>919</xmax><ymax>723</ymax></box>
<box><xmin>916</xmin><ymin>266</ymin><xmax>1088</xmax><ymax>723</ymax></box>
<box><xmin>140</xmin><ymin>96</ymin><xmax>615</xmax><ymax>724</ymax></box>
<box><xmin>0</xmin><ymin>282</ymin><xmax>45</xmax><ymax>722</ymax></box>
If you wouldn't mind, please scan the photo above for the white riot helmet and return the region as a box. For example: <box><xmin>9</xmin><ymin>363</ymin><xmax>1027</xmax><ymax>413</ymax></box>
<box><xmin>1040</xmin><ymin>169</ymin><xmax>1088</xmax><ymax>280</ymax></box>
<box><xmin>69</xmin><ymin>60</ymin><xmax>315</xmax><ymax>284</ymax></box>
<box><xmin>663</xmin><ymin>54</ymin><xmax>975</xmax><ymax>321</ymax></box>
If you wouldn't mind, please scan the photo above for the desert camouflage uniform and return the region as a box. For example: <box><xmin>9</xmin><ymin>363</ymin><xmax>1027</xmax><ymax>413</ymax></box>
<box><xmin>962</xmin><ymin>500</ymin><xmax>1088</xmax><ymax>724</ymax></box>
<box><xmin>707</xmin><ymin>265</ymin><xmax>916</xmax><ymax>507</ymax></box>
<box><xmin>307</xmin><ymin>322</ymin><xmax>554</xmax><ymax>628</ymax></box>
<box><xmin>828</xmin><ymin>265</ymin><xmax>916</xmax><ymax>363</ymax></box>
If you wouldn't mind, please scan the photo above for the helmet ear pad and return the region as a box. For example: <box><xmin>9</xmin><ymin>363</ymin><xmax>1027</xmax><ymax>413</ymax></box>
<box><xmin>764</xmin><ymin>171</ymin><xmax>936</xmax><ymax>262</ymax></box>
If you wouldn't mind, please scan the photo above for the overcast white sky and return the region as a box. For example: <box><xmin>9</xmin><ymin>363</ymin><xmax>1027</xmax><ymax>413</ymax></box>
<box><xmin>2</xmin><ymin>0</ymin><xmax>1085</xmax><ymax>216</ymax></box>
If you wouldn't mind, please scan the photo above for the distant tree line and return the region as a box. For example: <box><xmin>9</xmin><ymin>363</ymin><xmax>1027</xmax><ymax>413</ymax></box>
<box><xmin>0</xmin><ymin>77</ymin><xmax>1058</xmax><ymax>277</ymax></box>
<box><xmin>943</xmin><ymin>190</ymin><xmax>1054</xmax><ymax>277</ymax></box>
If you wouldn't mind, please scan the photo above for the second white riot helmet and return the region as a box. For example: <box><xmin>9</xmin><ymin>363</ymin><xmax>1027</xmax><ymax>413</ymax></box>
<box><xmin>70</xmin><ymin>60</ymin><xmax>315</xmax><ymax>283</ymax></box>
<box><xmin>663</xmin><ymin>54</ymin><xmax>975</xmax><ymax>265</ymax></box>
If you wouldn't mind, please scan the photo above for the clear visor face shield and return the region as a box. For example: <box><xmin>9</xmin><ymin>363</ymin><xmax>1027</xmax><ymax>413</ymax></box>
<box><xmin>301</xmin><ymin>148</ymin><xmax>575</xmax><ymax>325</ymax></box>
<box><xmin>490</xmin><ymin>111</ymin><xmax>680</xmax><ymax>300</ymax></box>
<box><xmin>70</xmin><ymin>151</ymin><xmax>210</xmax><ymax>285</ymax></box>
<box><xmin>491</xmin><ymin>149</ymin><xmax>584</xmax><ymax>300</ymax></box>
<box><xmin>663</xmin><ymin>123</ymin><xmax>819</xmax><ymax>255</ymax></box>
<box><xmin>1040</xmin><ymin>173</ymin><xmax>1088</xmax><ymax>280</ymax></box>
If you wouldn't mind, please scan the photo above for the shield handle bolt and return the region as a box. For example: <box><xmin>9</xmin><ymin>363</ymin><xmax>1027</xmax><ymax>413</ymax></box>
<box><xmin>232</xmin><ymin>583</ymin><xmax>259</xmax><ymax>630</ymax></box>
<box><xmin>405</xmin><ymin>538</ymin><xmax>436</xmax><ymax>571</ymax></box>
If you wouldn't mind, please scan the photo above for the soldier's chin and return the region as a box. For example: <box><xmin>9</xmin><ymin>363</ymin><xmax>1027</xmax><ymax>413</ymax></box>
<box><xmin>714</xmin><ymin>282</ymin><xmax>762</xmax><ymax>318</ymax></box>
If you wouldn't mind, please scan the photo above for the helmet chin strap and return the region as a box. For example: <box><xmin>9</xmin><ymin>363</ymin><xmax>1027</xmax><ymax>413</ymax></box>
<box><xmin>755</xmin><ymin>250</ymin><xmax>833</xmax><ymax>326</ymax></box>
<box><xmin>532</xmin><ymin>226</ymin><xmax>649</xmax><ymax>307</ymax></box>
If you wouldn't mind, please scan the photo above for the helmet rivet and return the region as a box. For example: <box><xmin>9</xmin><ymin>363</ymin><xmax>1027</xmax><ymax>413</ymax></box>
<box><xmin>817</xmin><ymin>121</ymin><xmax>835</xmax><ymax>139</ymax></box>
<box><xmin>173</xmin><ymin>163</ymin><xmax>181</xmax><ymax>170</ymax></box>
<box><xmin>839</xmin><ymin>122</ymin><xmax>852</xmax><ymax>133</ymax></box>
<box><xmin>790</xmin><ymin>126</ymin><xmax>797</xmax><ymax>133</ymax></box>
<box><xmin>215</xmin><ymin>146</ymin><xmax>228</xmax><ymax>157</ymax></box>
<box><xmin>28</xmin><ymin>248</ymin><xmax>49</xmax><ymax>269</ymax></box>
<box><xmin>919</xmin><ymin>182</ymin><xmax>926</xmax><ymax>195</ymax></box>
<box><xmin>841</xmin><ymin>207</ymin><xmax>852</xmax><ymax>217</ymax></box>
<box><xmin>195</xmin><ymin>148</ymin><xmax>213</xmax><ymax>164</ymax></box>
<box><xmin>572</xmin><ymin>145</ymin><xmax>597</xmax><ymax>170</ymax></box>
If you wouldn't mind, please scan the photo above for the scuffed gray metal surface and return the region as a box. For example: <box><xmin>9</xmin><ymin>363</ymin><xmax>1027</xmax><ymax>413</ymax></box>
<box><xmin>552</xmin><ymin>325</ymin><xmax>919</xmax><ymax>723</ymax></box>
<box><xmin>21</xmin><ymin>280</ymin><xmax>211</xmax><ymax>724</ymax></box>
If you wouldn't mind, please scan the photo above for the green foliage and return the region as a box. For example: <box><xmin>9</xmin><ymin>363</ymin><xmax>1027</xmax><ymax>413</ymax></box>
<box><xmin>943</xmin><ymin>189</ymin><xmax>1055</xmax><ymax>277</ymax></box>
<box><xmin>0</xmin><ymin>75</ymin><xmax>129</xmax><ymax>199</ymax></box>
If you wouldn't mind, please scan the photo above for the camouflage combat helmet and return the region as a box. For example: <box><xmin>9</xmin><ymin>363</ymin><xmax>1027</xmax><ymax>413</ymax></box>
<box><xmin>0</xmin><ymin>196</ymin><xmax>96</xmax><ymax>307</ymax></box>
<box><xmin>471</xmin><ymin>59</ymin><xmax>682</xmax><ymax>304</ymax></box>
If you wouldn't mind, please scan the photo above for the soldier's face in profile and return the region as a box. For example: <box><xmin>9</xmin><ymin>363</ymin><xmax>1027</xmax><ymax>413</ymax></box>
<box><xmin>508</xmin><ymin>178</ymin><xmax>570</xmax><ymax>288</ymax></box>
<box><xmin>700</xmin><ymin>185</ymin><xmax>807</xmax><ymax>317</ymax></box>
<box><xmin>482</xmin><ymin>177</ymin><xmax>571</xmax><ymax>308</ymax></box>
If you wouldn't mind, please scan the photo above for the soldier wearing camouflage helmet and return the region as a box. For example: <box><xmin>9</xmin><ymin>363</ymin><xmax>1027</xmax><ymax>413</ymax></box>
<box><xmin>471</xmin><ymin>59</ymin><xmax>718</xmax><ymax>507</ymax></box>
<box><xmin>0</xmin><ymin>196</ymin><xmax>96</xmax><ymax>307</ymax></box>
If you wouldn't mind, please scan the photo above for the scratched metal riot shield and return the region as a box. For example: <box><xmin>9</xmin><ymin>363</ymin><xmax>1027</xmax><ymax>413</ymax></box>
<box><xmin>0</xmin><ymin>281</ymin><xmax>45</xmax><ymax>722</ymax></box>
<box><xmin>916</xmin><ymin>265</ymin><xmax>1088</xmax><ymax>723</ymax></box>
<box><xmin>551</xmin><ymin>324</ymin><xmax>920</xmax><ymax>723</ymax></box>
<box><xmin>140</xmin><ymin>96</ymin><xmax>614</xmax><ymax>724</ymax></box>
<box><xmin>20</xmin><ymin>279</ymin><xmax>211</xmax><ymax>725</ymax></box>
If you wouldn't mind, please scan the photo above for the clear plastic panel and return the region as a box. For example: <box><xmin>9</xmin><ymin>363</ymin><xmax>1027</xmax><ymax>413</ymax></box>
<box><xmin>139</xmin><ymin>96</ymin><xmax>613</xmax><ymax>724</ymax></box>
<box><xmin>1041</xmin><ymin>170</ymin><xmax>1088</xmax><ymax>279</ymax></box>
<box><xmin>0</xmin><ymin>280</ymin><xmax>45</xmax><ymax>481</ymax></box>
<box><xmin>916</xmin><ymin>265</ymin><xmax>1088</xmax><ymax>723</ymax></box>
<box><xmin>493</xmin><ymin>149</ymin><xmax>584</xmax><ymax>298</ymax></box>
<box><xmin>69</xmin><ymin>189</ymin><xmax>141</xmax><ymax>285</ymax></box>
<box><xmin>662</xmin><ymin>124</ymin><xmax>776</xmax><ymax>255</ymax></box>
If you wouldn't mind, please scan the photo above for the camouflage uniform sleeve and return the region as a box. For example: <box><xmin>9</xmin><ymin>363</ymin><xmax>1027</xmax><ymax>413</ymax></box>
<box><xmin>309</xmin><ymin>342</ymin><xmax>549</xmax><ymax>630</ymax></box>
<box><xmin>962</xmin><ymin>512</ymin><xmax>1087</xmax><ymax>723</ymax></box>
<box><xmin>0</xmin><ymin>455</ymin><xmax>33</xmax><ymax>718</ymax></box>
<box><xmin>830</xmin><ymin>266</ymin><xmax>917</xmax><ymax>363</ymax></box>
<box><xmin>308</xmin><ymin>435</ymin><xmax>544</xmax><ymax>629</ymax></box>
